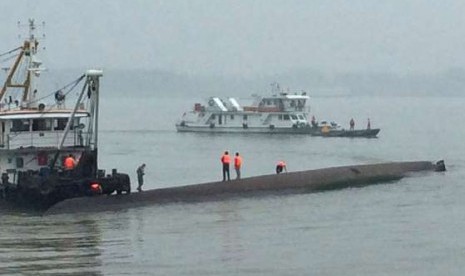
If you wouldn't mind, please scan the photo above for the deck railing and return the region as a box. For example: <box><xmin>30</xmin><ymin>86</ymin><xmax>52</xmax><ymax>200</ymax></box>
<box><xmin>6</xmin><ymin>131</ymin><xmax>86</xmax><ymax>149</ymax></box>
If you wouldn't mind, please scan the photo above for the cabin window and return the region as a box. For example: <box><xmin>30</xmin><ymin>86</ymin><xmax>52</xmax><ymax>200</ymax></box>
<box><xmin>230</xmin><ymin>115</ymin><xmax>234</xmax><ymax>120</ymax></box>
<box><xmin>72</xmin><ymin>118</ymin><xmax>79</xmax><ymax>130</ymax></box>
<box><xmin>298</xmin><ymin>115</ymin><xmax>304</xmax><ymax>120</ymax></box>
<box><xmin>32</xmin><ymin>119</ymin><xmax>52</xmax><ymax>131</ymax></box>
<box><xmin>283</xmin><ymin>115</ymin><xmax>290</xmax><ymax>120</ymax></box>
<box><xmin>243</xmin><ymin>115</ymin><xmax>248</xmax><ymax>120</ymax></box>
<box><xmin>16</xmin><ymin>157</ymin><xmax>24</xmax><ymax>168</ymax></box>
<box><xmin>278</xmin><ymin>115</ymin><xmax>283</xmax><ymax>120</ymax></box>
<box><xmin>291</xmin><ymin>115</ymin><xmax>298</xmax><ymax>120</ymax></box>
<box><xmin>11</xmin><ymin>119</ymin><xmax>30</xmax><ymax>132</ymax></box>
<box><xmin>211</xmin><ymin>114</ymin><xmax>216</xmax><ymax>120</ymax></box>
<box><xmin>54</xmin><ymin>118</ymin><xmax>68</xmax><ymax>130</ymax></box>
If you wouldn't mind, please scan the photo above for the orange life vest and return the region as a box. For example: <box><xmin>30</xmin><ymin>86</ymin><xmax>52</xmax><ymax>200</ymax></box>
<box><xmin>64</xmin><ymin>157</ymin><xmax>76</xmax><ymax>170</ymax></box>
<box><xmin>234</xmin><ymin>156</ymin><xmax>242</xmax><ymax>168</ymax></box>
<box><xmin>221</xmin><ymin>154</ymin><xmax>231</xmax><ymax>164</ymax></box>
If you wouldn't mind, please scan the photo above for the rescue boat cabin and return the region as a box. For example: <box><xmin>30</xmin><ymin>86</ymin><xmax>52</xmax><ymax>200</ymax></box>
<box><xmin>0</xmin><ymin>109</ymin><xmax>91</xmax><ymax>184</ymax></box>
<box><xmin>177</xmin><ymin>89</ymin><xmax>312</xmax><ymax>133</ymax></box>
<box><xmin>199</xmin><ymin>93</ymin><xmax>309</xmax><ymax>126</ymax></box>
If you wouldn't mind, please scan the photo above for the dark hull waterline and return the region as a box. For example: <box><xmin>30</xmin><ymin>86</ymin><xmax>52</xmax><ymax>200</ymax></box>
<box><xmin>176</xmin><ymin>126</ymin><xmax>380</xmax><ymax>137</ymax></box>
<box><xmin>45</xmin><ymin>161</ymin><xmax>444</xmax><ymax>215</ymax></box>
<box><xmin>311</xmin><ymin>128</ymin><xmax>380</xmax><ymax>137</ymax></box>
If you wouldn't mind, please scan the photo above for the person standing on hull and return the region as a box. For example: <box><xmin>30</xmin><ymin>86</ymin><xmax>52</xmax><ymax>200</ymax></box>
<box><xmin>221</xmin><ymin>151</ymin><xmax>231</xmax><ymax>181</ymax></box>
<box><xmin>350</xmin><ymin>118</ymin><xmax>355</xmax><ymax>130</ymax></box>
<box><xmin>276</xmin><ymin>160</ymin><xmax>287</xmax><ymax>174</ymax></box>
<box><xmin>136</xmin><ymin>163</ymin><xmax>146</xmax><ymax>192</ymax></box>
<box><xmin>234</xmin><ymin>152</ymin><xmax>242</xmax><ymax>180</ymax></box>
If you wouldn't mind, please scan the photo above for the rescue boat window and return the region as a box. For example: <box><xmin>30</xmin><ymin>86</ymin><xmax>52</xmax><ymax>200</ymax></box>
<box><xmin>278</xmin><ymin>115</ymin><xmax>283</xmax><ymax>120</ymax></box>
<box><xmin>298</xmin><ymin>115</ymin><xmax>304</xmax><ymax>120</ymax></box>
<box><xmin>32</xmin><ymin>119</ymin><xmax>52</xmax><ymax>131</ymax></box>
<box><xmin>243</xmin><ymin>115</ymin><xmax>248</xmax><ymax>120</ymax></box>
<box><xmin>54</xmin><ymin>118</ymin><xmax>68</xmax><ymax>130</ymax></box>
<box><xmin>230</xmin><ymin>115</ymin><xmax>234</xmax><ymax>120</ymax></box>
<box><xmin>283</xmin><ymin>115</ymin><xmax>290</xmax><ymax>120</ymax></box>
<box><xmin>11</xmin><ymin>119</ymin><xmax>30</xmax><ymax>132</ymax></box>
<box><xmin>291</xmin><ymin>115</ymin><xmax>298</xmax><ymax>120</ymax></box>
<box><xmin>16</xmin><ymin>157</ymin><xmax>24</xmax><ymax>168</ymax></box>
<box><xmin>71</xmin><ymin>118</ymin><xmax>78</xmax><ymax>130</ymax></box>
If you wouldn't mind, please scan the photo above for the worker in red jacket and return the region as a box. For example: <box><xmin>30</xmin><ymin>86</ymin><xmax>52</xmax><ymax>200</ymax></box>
<box><xmin>64</xmin><ymin>154</ymin><xmax>77</xmax><ymax>170</ymax></box>
<box><xmin>234</xmin><ymin>152</ymin><xmax>242</xmax><ymax>180</ymax></box>
<box><xmin>221</xmin><ymin>151</ymin><xmax>231</xmax><ymax>181</ymax></box>
<box><xmin>276</xmin><ymin>160</ymin><xmax>287</xmax><ymax>174</ymax></box>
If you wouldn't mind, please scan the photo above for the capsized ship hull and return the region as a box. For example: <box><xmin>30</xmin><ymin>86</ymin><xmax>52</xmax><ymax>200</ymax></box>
<box><xmin>46</xmin><ymin>160</ymin><xmax>445</xmax><ymax>215</ymax></box>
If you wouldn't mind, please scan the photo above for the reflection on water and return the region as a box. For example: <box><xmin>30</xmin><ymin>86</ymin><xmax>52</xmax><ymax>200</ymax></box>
<box><xmin>0</xmin><ymin>214</ymin><xmax>103</xmax><ymax>275</ymax></box>
<box><xmin>217</xmin><ymin>201</ymin><xmax>245</xmax><ymax>265</ymax></box>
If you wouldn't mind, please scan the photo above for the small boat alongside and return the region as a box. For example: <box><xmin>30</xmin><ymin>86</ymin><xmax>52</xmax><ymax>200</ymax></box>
<box><xmin>311</xmin><ymin>120</ymin><xmax>380</xmax><ymax>138</ymax></box>
<box><xmin>0</xmin><ymin>19</ymin><xmax>130</xmax><ymax>211</ymax></box>
<box><xmin>176</xmin><ymin>83</ymin><xmax>313</xmax><ymax>134</ymax></box>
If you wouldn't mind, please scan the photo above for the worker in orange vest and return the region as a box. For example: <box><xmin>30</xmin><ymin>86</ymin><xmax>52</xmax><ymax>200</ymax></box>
<box><xmin>64</xmin><ymin>154</ymin><xmax>77</xmax><ymax>170</ymax></box>
<box><xmin>221</xmin><ymin>151</ymin><xmax>231</xmax><ymax>181</ymax></box>
<box><xmin>234</xmin><ymin>152</ymin><xmax>242</xmax><ymax>180</ymax></box>
<box><xmin>276</xmin><ymin>160</ymin><xmax>287</xmax><ymax>174</ymax></box>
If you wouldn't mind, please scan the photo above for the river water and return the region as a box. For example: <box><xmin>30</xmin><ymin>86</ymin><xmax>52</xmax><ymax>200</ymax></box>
<box><xmin>1</xmin><ymin>93</ymin><xmax>465</xmax><ymax>275</ymax></box>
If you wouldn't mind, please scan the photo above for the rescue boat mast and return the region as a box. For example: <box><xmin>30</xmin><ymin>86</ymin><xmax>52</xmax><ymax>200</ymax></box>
<box><xmin>0</xmin><ymin>19</ymin><xmax>46</xmax><ymax>106</ymax></box>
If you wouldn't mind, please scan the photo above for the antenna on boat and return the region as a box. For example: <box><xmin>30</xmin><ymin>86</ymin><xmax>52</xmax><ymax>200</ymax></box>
<box><xmin>0</xmin><ymin>19</ymin><xmax>47</xmax><ymax>106</ymax></box>
<box><xmin>49</xmin><ymin>70</ymin><xmax>103</xmax><ymax>170</ymax></box>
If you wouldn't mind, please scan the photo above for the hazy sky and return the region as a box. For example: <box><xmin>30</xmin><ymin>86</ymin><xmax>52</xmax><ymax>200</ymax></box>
<box><xmin>2</xmin><ymin>0</ymin><xmax>465</xmax><ymax>76</ymax></box>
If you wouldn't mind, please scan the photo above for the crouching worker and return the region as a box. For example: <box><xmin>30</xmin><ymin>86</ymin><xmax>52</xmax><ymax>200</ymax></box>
<box><xmin>276</xmin><ymin>161</ymin><xmax>287</xmax><ymax>174</ymax></box>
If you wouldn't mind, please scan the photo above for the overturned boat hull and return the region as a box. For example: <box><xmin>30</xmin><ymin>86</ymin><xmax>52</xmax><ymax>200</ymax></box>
<box><xmin>46</xmin><ymin>161</ymin><xmax>444</xmax><ymax>215</ymax></box>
